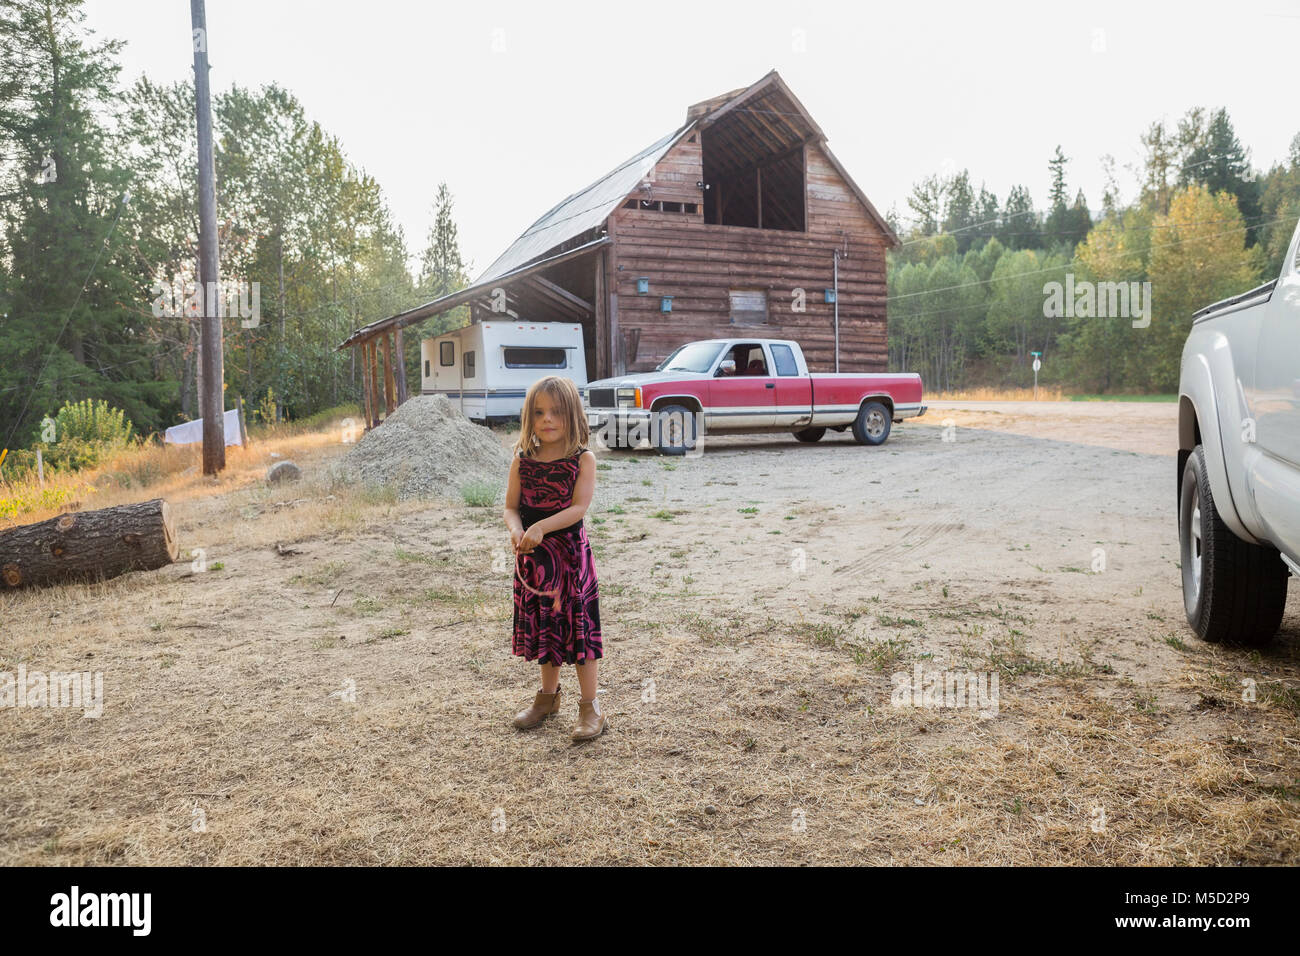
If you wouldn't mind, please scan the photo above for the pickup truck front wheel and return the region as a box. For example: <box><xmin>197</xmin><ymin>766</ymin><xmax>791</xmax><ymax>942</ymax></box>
<box><xmin>1179</xmin><ymin>444</ymin><xmax>1289</xmax><ymax>646</ymax></box>
<box><xmin>653</xmin><ymin>404</ymin><xmax>698</xmax><ymax>456</ymax></box>
<box><xmin>851</xmin><ymin>401</ymin><xmax>891</xmax><ymax>446</ymax></box>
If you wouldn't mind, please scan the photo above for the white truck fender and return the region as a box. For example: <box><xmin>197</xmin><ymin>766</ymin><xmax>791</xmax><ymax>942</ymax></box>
<box><xmin>1180</xmin><ymin>345</ymin><xmax>1261</xmax><ymax>545</ymax></box>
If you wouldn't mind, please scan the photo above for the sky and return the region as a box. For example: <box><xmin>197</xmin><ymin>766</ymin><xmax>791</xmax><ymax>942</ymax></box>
<box><xmin>85</xmin><ymin>0</ymin><xmax>1300</xmax><ymax>279</ymax></box>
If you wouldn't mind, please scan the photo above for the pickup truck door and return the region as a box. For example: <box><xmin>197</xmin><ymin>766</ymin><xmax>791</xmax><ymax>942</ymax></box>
<box><xmin>769</xmin><ymin>342</ymin><xmax>813</xmax><ymax>428</ymax></box>
<box><xmin>708</xmin><ymin>342</ymin><xmax>777</xmax><ymax>428</ymax></box>
<box><xmin>1251</xmin><ymin>222</ymin><xmax>1300</xmax><ymax>559</ymax></box>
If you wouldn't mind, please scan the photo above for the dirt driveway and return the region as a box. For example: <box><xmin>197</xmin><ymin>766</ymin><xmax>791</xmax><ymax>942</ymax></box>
<box><xmin>2</xmin><ymin>402</ymin><xmax>1296</xmax><ymax>865</ymax></box>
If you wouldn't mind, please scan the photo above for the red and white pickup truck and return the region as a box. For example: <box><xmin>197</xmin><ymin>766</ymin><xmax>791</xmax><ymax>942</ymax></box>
<box><xmin>584</xmin><ymin>338</ymin><xmax>925</xmax><ymax>454</ymax></box>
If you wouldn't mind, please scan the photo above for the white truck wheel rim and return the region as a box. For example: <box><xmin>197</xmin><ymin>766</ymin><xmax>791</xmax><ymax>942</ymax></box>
<box><xmin>1189</xmin><ymin>487</ymin><xmax>1202</xmax><ymax>599</ymax></box>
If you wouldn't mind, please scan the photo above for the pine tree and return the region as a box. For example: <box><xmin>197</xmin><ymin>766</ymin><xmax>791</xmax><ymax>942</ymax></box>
<box><xmin>417</xmin><ymin>182</ymin><xmax>470</xmax><ymax>328</ymax></box>
<box><xmin>0</xmin><ymin>0</ymin><xmax>155</xmax><ymax>444</ymax></box>
<box><xmin>999</xmin><ymin>185</ymin><xmax>1040</xmax><ymax>249</ymax></box>
<box><xmin>1180</xmin><ymin>108</ymin><xmax>1262</xmax><ymax>243</ymax></box>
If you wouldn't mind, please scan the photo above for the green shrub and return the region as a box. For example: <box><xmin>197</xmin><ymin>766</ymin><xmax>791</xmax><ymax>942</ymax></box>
<box><xmin>42</xmin><ymin>436</ymin><xmax>107</xmax><ymax>472</ymax></box>
<box><xmin>54</xmin><ymin>399</ymin><xmax>134</xmax><ymax>447</ymax></box>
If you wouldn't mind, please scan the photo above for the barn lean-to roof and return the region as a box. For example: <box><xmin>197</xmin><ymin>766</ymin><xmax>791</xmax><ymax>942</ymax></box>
<box><xmin>474</xmin><ymin>124</ymin><xmax>693</xmax><ymax>286</ymax></box>
<box><xmin>338</xmin><ymin>69</ymin><xmax>896</xmax><ymax>350</ymax></box>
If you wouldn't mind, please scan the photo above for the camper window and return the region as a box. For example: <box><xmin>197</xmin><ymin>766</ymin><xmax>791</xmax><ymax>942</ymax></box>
<box><xmin>424</xmin><ymin>359</ymin><xmax>430</xmax><ymax>377</ymax></box>
<box><xmin>504</xmin><ymin>347</ymin><xmax>566</xmax><ymax>369</ymax></box>
<box><xmin>463</xmin><ymin>351</ymin><xmax>475</xmax><ymax>379</ymax></box>
<box><xmin>440</xmin><ymin>341</ymin><xmax>454</xmax><ymax>366</ymax></box>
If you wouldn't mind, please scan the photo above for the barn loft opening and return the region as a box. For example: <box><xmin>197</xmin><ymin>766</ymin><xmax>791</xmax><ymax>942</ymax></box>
<box><xmin>696</xmin><ymin>79</ymin><xmax>813</xmax><ymax>232</ymax></box>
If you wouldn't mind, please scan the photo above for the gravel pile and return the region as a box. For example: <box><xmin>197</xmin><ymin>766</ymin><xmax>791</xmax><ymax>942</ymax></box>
<box><xmin>335</xmin><ymin>395</ymin><xmax>510</xmax><ymax>500</ymax></box>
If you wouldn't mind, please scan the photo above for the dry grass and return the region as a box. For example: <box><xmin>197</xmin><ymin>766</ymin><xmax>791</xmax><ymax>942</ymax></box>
<box><xmin>0</xmin><ymin>405</ymin><xmax>363</xmax><ymax>529</ymax></box>
<box><xmin>929</xmin><ymin>386</ymin><xmax>1066</xmax><ymax>402</ymax></box>
<box><xmin>1</xmin><ymin>413</ymin><xmax>1297</xmax><ymax>865</ymax></box>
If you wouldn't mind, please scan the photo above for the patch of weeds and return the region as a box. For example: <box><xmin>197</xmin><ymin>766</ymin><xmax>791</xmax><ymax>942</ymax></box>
<box><xmin>1164</xmin><ymin>633</ymin><xmax>1187</xmax><ymax>651</ymax></box>
<box><xmin>1261</xmin><ymin>682</ymin><xmax>1300</xmax><ymax>719</ymax></box>
<box><xmin>394</xmin><ymin>547</ymin><xmax>443</xmax><ymax>565</ymax></box>
<box><xmin>985</xmin><ymin>631</ymin><xmax>1096</xmax><ymax>678</ymax></box>
<box><xmin>367</xmin><ymin>626</ymin><xmax>409</xmax><ymax>644</ymax></box>
<box><xmin>353</xmin><ymin>597</ymin><xmax>382</xmax><ymax>614</ymax></box>
<box><xmin>1133</xmin><ymin>692</ymin><xmax>1159</xmax><ymax>714</ymax></box>
<box><xmin>295</xmin><ymin>561</ymin><xmax>347</xmax><ymax>587</ymax></box>
<box><xmin>878</xmin><ymin>614</ymin><xmax>923</xmax><ymax>629</ymax></box>
<box><xmin>460</xmin><ymin>481</ymin><xmax>499</xmax><ymax>507</ymax></box>
<box><xmin>849</xmin><ymin>636</ymin><xmax>911</xmax><ymax>673</ymax></box>
<box><xmin>791</xmin><ymin>620</ymin><xmax>846</xmax><ymax>649</ymax></box>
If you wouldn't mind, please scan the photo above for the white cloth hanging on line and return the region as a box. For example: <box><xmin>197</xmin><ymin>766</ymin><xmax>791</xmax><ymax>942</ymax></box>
<box><xmin>163</xmin><ymin>408</ymin><xmax>244</xmax><ymax>446</ymax></box>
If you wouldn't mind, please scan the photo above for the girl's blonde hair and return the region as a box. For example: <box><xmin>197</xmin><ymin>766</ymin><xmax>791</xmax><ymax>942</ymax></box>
<box><xmin>514</xmin><ymin>376</ymin><xmax>590</xmax><ymax>458</ymax></box>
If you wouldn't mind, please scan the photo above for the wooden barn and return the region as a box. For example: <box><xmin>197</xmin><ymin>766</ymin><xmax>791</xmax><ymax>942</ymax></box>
<box><xmin>338</xmin><ymin>69</ymin><xmax>898</xmax><ymax>427</ymax></box>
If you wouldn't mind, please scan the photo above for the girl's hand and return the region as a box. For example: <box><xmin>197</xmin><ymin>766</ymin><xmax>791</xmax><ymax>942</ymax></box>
<box><xmin>517</xmin><ymin>524</ymin><xmax>544</xmax><ymax>554</ymax></box>
<box><xmin>510</xmin><ymin>527</ymin><xmax>524</xmax><ymax>552</ymax></box>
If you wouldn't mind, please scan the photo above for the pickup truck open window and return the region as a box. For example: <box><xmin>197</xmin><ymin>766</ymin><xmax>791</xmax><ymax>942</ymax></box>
<box><xmin>718</xmin><ymin>342</ymin><xmax>768</xmax><ymax>376</ymax></box>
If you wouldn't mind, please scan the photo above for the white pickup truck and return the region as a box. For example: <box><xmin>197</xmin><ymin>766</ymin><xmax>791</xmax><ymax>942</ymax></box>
<box><xmin>1177</xmin><ymin>217</ymin><xmax>1300</xmax><ymax>645</ymax></box>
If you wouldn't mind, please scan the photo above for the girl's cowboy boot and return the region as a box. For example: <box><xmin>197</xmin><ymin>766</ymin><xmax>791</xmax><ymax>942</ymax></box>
<box><xmin>513</xmin><ymin>687</ymin><xmax>561</xmax><ymax>729</ymax></box>
<box><xmin>571</xmin><ymin>696</ymin><xmax>609</xmax><ymax>741</ymax></box>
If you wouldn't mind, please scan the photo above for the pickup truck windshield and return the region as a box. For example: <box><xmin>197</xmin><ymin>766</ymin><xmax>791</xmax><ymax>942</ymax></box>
<box><xmin>656</xmin><ymin>342</ymin><xmax>725</xmax><ymax>373</ymax></box>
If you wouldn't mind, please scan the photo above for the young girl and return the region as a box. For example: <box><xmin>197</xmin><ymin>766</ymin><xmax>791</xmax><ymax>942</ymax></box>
<box><xmin>504</xmin><ymin>375</ymin><xmax>606</xmax><ymax>740</ymax></box>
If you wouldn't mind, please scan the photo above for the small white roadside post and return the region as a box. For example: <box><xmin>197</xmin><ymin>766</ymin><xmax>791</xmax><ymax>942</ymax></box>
<box><xmin>1031</xmin><ymin>351</ymin><xmax>1042</xmax><ymax>401</ymax></box>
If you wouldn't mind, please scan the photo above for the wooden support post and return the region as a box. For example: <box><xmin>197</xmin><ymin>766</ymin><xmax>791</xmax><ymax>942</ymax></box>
<box><xmin>357</xmin><ymin>344</ymin><xmax>368</xmax><ymax>428</ymax></box>
<box><xmin>368</xmin><ymin>340</ymin><xmax>382</xmax><ymax>426</ymax></box>
<box><xmin>394</xmin><ymin>327</ymin><xmax>408</xmax><ymax>405</ymax></box>
<box><xmin>605</xmin><ymin>217</ymin><xmax>621</xmax><ymax>376</ymax></box>
<box><xmin>593</xmin><ymin>248</ymin><xmax>607</xmax><ymax>381</ymax></box>
<box><xmin>362</xmin><ymin>343</ymin><xmax>375</xmax><ymax>428</ymax></box>
<box><xmin>382</xmin><ymin>333</ymin><xmax>397</xmax><ymax>414</ymax></box>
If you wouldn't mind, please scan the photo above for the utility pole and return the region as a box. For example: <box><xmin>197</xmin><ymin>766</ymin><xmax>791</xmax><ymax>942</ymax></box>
<box><xmin>192</xmin><ymin>0</ymin><xmax>225</xmax><ymax>473</ymax></box>
<box><xmin>832</xmin><ymin>248</ymin><xmax>842</xmax><ymax>373</ymax></box>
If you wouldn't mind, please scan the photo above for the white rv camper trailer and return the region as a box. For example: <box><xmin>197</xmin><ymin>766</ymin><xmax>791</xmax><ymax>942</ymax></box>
<box><xmin>420</xmin><ymin>322</ymin><xmax>589</xmax><ymax>423</ymax></box>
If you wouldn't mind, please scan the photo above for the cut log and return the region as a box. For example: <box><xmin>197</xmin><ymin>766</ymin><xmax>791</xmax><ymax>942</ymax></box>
<box><xmin>0</xmin><ymin>498</ymin><xmax>178</xmax><ymax>590</ymax></box>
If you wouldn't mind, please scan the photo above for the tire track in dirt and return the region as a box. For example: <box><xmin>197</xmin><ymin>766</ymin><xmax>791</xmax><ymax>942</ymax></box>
<box><xmin>832</xmin><ymin>520</ymin><xmax>965</xmax><ymax>577</ymax></box>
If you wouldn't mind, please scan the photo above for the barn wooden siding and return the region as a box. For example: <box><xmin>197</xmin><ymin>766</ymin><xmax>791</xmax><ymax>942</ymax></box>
<box><xmin>608</xmin><ymin>140</ymin><xmax>889</xmax><ymax>373</ymax></box>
